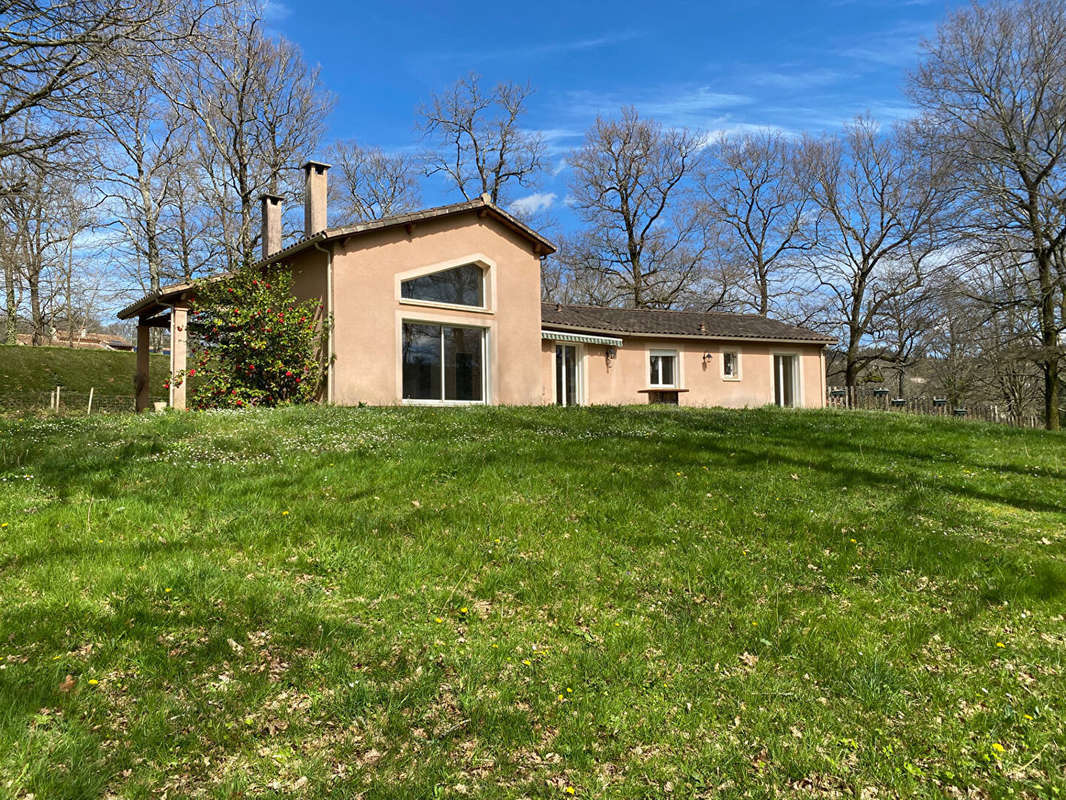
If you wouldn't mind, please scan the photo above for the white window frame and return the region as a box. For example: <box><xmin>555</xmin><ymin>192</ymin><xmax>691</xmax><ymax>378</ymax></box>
<box><xmin>648</xmin><ymin>348</ymin><xmax>680</xmax><ymax>388</ymax></box>
<box><xmin>398</xmin><ymin>318</ymin><xmax>490</xmax><ymax>406</ymax></box>
<box><xmin>720</xmin><ymin>348</ymin><xmax>742</xmax><ymax>381</ymax></box>
<box><xmin>395</xmin><ymin>254</ymin><xmax>496</xmax><ymax>315</ymax></box>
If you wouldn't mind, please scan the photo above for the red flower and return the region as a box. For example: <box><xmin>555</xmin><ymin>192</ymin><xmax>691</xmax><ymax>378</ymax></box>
<box><xmin>285</xmin><ymin>370</ymin><xmax>293</xmax><ymax>377</ymax></box>
<box><xmin>188</xmin><ymin>369</ymin><xmax>196</xmax><ymax>376</ymax></box>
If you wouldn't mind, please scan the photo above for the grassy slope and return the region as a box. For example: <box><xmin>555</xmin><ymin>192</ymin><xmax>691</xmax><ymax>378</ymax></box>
<box><xmin>0</xmin><ymin>406</ymin><xmax>1063</xmax><ymax>799</ymax></box>
<box><xmin>0</xmin><ymin>344</ymin><xmax>168</xmax><ymax>408</ymax></box>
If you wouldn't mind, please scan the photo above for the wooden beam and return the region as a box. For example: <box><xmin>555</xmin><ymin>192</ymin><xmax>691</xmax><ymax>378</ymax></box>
<box><xmin>135</xmin><ymin>325</ymin><xmax>151</xmax><ymax>412</ymax></box>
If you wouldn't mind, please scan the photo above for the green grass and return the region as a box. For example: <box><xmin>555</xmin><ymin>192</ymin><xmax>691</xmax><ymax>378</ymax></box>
<box><xmin>0</xmin><ymin>344</ymin><xmax>168</xmax><ymax>411</ymax></box>
<box><xmin>0</xmin><ymin>406</ymin><xmax>1063</xmax><ymax>799</ymax></box>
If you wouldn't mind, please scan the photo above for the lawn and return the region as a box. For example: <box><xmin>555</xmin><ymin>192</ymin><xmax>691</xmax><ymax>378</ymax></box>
<box><xmin>0</xmin><ymin>406</ymin><xmax>1063</xmax><ymax>799</ymax></box>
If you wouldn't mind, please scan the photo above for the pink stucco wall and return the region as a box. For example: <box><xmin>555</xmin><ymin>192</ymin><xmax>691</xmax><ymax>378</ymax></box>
<box><xmin>324</xmin><ymin>213</ymin><xmax>543</xmax><ymax>406</ymax></box>
<box><xmin>541</xmin><ymin>336</ymin><xmax>826</xmax><ymax>409</ymax></box>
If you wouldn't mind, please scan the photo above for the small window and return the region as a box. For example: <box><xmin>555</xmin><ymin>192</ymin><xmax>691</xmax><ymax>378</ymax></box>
<box><xmin>649</xmin><ymin>351</ymin><xmax>677</xmax><ymax>387</ymax></box>
<box><xmin>722</xmin><ymin>351</ymin><xmax>740</xmax><ymax>379</ymax></box>
<box><xmin>401</xmin><ymin>263</ymin><xmax>484</xmax><ymax>307</ymax></box>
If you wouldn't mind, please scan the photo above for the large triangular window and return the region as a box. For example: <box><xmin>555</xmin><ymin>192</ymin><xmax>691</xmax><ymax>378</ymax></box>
<box><xmin>401</xmin><ymin>263</ymin><xmax>484</xmax><ymax>307</ymax></box>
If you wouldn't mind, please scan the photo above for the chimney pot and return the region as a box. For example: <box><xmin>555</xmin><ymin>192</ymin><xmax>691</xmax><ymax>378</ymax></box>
<box><xmin>259</xmin><ymin>193</ymin><xmax>284</xmax><ymax>260</ymax></box>
<box><xmin>301</xmin><ymin>160</ymin><xmax>331</xmax><ymax>237</ymax></box>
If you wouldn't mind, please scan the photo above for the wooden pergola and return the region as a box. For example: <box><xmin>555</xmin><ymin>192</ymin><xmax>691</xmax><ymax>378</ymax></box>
<box><xmin>116</xmin><ymin>283</ymin><xmax>196</xmax><ymax>412</ymax></box>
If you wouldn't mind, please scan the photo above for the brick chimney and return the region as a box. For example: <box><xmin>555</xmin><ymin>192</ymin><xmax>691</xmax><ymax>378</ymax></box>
<box><xmin>259</xmin><ymin>193</ymin><xmax>283</xmax><ymax>259</ymax></box>
<box><xmin>301</xmin><ymin>160</ymin><xmax>331</xmax><ymax>237</ymax></box>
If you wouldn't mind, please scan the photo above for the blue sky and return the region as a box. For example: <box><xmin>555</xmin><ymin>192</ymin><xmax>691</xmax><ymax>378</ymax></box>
<box><xmin>268</xmin><ymin>0</ymin><xmax>963</xmax><ymax>224</ymax></box>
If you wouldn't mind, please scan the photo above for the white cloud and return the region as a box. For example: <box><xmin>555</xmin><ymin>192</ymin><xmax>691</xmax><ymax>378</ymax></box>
<box><xmin>261</xmin><ymin>0</ymin><xmax>292</xmax><ymax>23</ymax></box>
<box><xmin>509</xmin><ymin>192</ymin><xmax>557</xmax><ymax>216</ymax></box>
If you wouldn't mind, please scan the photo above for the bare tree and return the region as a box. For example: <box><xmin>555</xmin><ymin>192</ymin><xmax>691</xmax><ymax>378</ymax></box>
<box><xmin>910</xmin><ymin>0</ymin><xmax>1066</xmax><ymax>429</ymax></box>
<box><xmin>96</xmin><ymin>82</ymin><xmax>191</xmax><ymax>296</ymax></box>
<box><xmin>566</xmin><ymin>107</ymin><xmax>711</xmax><ymax>309</ymax></box>
<box><xmin>0</xmin><ymin>0</ymin><xmax>215</xmax><ymax>174</ymax></box>
<box><xmin>873</xmin><ymin>283</ymin><xmax>936</xmax><ymax>398</ymax></box>
<box><xmin>805</xmin><ymin>118</ymin><xmax>958</xmax><ymax>393</ymax></box>
<box><xmin>0</xmin><ymin>162</ymin><xmax>98</xmax><ymax>344</ymax></box>
<box><xmin>172</xmin><ymin>7</ymin><xmax>332</xmax><ymax>265</ymax></box>
<box><xmin>326</xmin><ymin>139</ymin><xmax>420</xmax><ymax>222</ymax></box>
<box><xmin>420</xmin><ymin>74</ymin><xmax>543</xmax><ymax>204</ymax></box>
<box><xmin>698</xmin><ymin>131</ymin><xmax>815</xmax><ymax>316</ymax></box>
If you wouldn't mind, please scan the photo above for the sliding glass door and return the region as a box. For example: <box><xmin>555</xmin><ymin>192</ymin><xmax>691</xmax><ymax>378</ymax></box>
<box><xmin>402</xmin><ymin>322</ymin><xmax>485</xmax><ymax>402</ymax></box>
<box><xmin>773</xmin><ymin>354</ymin><xmax>797</xmax><ymax>407</ymax></box>
<box><xmin>555</xmin><ymin>344</ymin><xmax>579</xmax><ymax>406</ymax></box>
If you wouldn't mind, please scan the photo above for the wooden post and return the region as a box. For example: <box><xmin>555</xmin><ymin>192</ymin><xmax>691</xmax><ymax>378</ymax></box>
<box><xmin>56</xmin><ymin>385</ymin><xmax>61</xmax><ymax>412</ymax></box>
<box><xmin>169</xmin><ymin>304</ymin><xmax>189</xmax><ymax>411</ymax></box>
<box><xmin>135</xmin><ymin>323</ymin><xmax>151</xmax><ymax>412</ymax></box>
<box><xmin>87</xmin><ymin>387</ymin><xmax>94</xmax><ymax>416</ymax></box>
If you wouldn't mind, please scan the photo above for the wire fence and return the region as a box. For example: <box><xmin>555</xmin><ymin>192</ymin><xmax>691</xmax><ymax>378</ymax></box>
<box><xmin>826</xmin><ymin>386</ymin><xmax>1044</xmax><ymax>428</ymax></box>
<box><xmin>0</xmin><ymin>389</ymin><xmax>161</xmax><ymax>415</ymax></box>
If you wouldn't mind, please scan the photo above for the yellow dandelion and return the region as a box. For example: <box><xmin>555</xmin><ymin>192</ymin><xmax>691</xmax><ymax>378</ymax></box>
<box><xmin>995</xmin><ymin>641</ymin><xmax>1006</xmax><ymax>648</ymax></box>
<box><xmin>522</xmin><ymin>659</ymin><xmax>531</xmax><ymax>666</ymax></box>
<box><xmin>1</xmin><ymin>522</ymin><xmax>8</xmax><ymax>528</ymax></box>
<box><xmin>281</xmin><ymin>510</ymin><xmax>289</xmax><ymax>516</ymax></box>
<box><xmin>849</xmin><ymin>538</ymin><xmax>857</xmax><ymax>543</ymax></box>
<box><xmin>566</xmin><ymin>687</ymin><xmax>572</xmax><ymax>693</ymax></box>
<box><xmin>565</xmin><ymin>787</ymin><xmax>575</xmax><ymax>796</ymax></box>
<box><xmin>991</xmin><ymin>742</ymin><xmax>1005</xmax><ymax>755</ymax></box>
<box><xmin>164</xmin><ymin>587</ymin><xmax>172</xmax><ymax>593</ymax></box>
<box><xmin>434</xmin><ymin>617</ymin><xmax>443</xmax><ymax>623</ymax></box>
<box><xmin>558</xmin><ymin>694</ymin><xmax>564</xmax><ymax>701</ymax></box>
<box><xmin>1023</xmin><ymin>714</ymin><xmax>1033</xmax><ymax>720</ymax></box>
<box><xmin>88</xmin><ymin>679</ymin><xmax>99</xmax><ymax>685</ymax></box>
<box><xmin>459</xmin><ymin>606</ymin><xmax>468</xmax><ymax>614</ymax></box>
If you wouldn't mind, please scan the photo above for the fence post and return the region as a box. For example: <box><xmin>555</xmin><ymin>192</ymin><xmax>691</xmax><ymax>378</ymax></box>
<box><xmin>56</xmin><ymin>385</ymin><xmax>61</xmax><ymax>412</ymax></box>
<box><xmin>87</xmin><ymin>387</ymin><xmax>94</xmax><ymax>416</ymax></box>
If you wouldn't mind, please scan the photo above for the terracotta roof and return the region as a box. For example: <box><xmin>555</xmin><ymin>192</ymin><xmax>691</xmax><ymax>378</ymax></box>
<box><xmin>118</xmin><ymin>197</ymin><xmax>555</xmax><ymax>320</ymax></box>
<box><xmin>540</xmin><ymin>303</ymin><xmax>835</xmax><ymax>344</ymax></box>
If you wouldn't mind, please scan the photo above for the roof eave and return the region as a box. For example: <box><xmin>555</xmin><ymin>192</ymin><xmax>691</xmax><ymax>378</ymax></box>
<box><xmin>540</xmin><ymin>322</ymin><xmax>834</xmax><ymax>346</ymax></box>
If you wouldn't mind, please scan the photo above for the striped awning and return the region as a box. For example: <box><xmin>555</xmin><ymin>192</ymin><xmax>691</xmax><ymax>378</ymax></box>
<box><xmin>541</xmin><ymin>329</ymin><xmax>622</xmax><ymax>347</ymax></box>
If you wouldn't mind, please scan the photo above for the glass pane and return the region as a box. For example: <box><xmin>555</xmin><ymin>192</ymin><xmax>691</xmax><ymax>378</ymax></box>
<box><xmin>555</xmin><ymin>346</ymin><xmax>565</xmax><ymax>405</ymax></box>
<box><xmin>564</xmin><ymin>346</ymin><xmax>576</xmax><ymax>406</ymax></box>
<box><xmin>660</xmin><ymin>356</ymin><xmax>674</xmax><ymax>386</ymax></box>
<box><xmin>724</xmin><ymin>352</ymin><xmax>736</xmax><ymax>376</ymax></box>
<box><xmin>649</xmin><ymin>356</ymin><xmax>659</xmax><ymax>385</ymax></box>
<box><xmin>443</xmin><ymin>326</ymin><xmax>483</xmax><ymax>401</ymax></box>
<box><xmin>402</xmin><ymin>323</ymin><xmax>442</xmax><ymax>399</ymax></box>
<box><xmin>401</xmin><ymin>264</ymin><xmax>484</xmax><ymax>307</ymax></box>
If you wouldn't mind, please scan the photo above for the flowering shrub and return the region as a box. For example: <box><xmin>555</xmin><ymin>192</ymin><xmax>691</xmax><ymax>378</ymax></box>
<box><xmin>172</xmin><ymin>265</ymin><xmax>330</xmax><ymax>410</ymax></box>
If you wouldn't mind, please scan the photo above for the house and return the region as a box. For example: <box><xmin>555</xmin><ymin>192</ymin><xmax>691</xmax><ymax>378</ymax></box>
<box><xmin>117</xmin><ymin>161</ymin><xmax>833</xmax><ymax>411</ymax></box>
<box><xmin>14</xmin><ymin>331</ymin><xmax>133</xmax><ymax>351</ymax></box>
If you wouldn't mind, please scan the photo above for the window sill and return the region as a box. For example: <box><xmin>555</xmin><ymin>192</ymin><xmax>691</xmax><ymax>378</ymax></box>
<box><xmin>721</xmin><ymin>376</ymin><xmax>742</xmax><ymax>382</ymax></box>
<box><xmin>637</xmin><ymin>387</ymin><xmax>689</xmax><ymax>393</ymax></box>
<box><xmin>398</xmin><ymin>298</ymin><xmax>494</xmax><ymax>315</ymax></box>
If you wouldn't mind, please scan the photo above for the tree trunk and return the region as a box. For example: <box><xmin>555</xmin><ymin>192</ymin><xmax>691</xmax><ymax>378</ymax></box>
<box><xmin>1037</xmin><ymin>250</ymin><xmax>1061</xmax><ymax>430</ymax></box>
<box><xmin>3</xmin><ymin>258</ymin><xmax>16</xmax><ymax>345</ymax></box>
